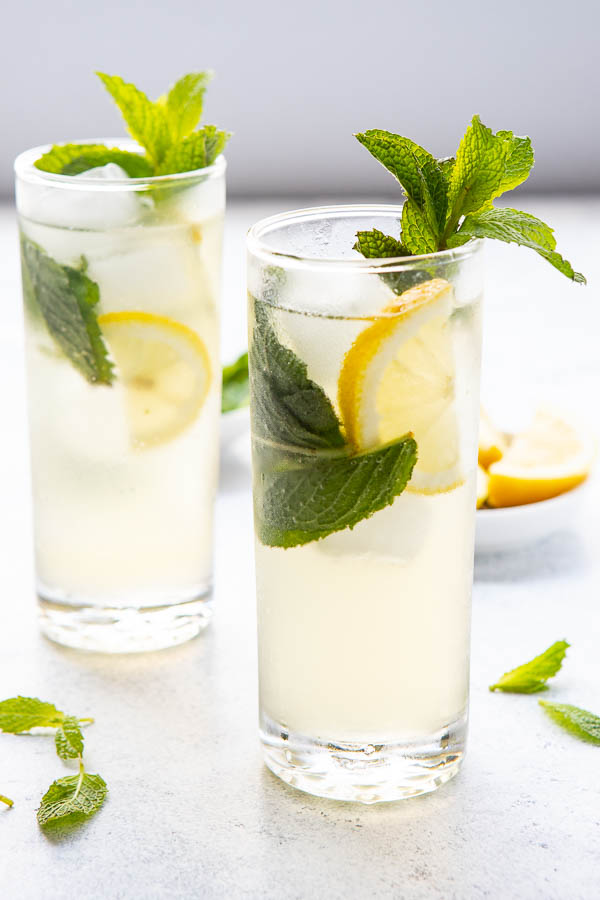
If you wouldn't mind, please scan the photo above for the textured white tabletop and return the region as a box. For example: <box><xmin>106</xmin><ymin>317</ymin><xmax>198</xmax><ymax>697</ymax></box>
<box><xmin>0</xmin><ymin>198</ymin><xmax>599</xmax><ymax>899</ymax></box>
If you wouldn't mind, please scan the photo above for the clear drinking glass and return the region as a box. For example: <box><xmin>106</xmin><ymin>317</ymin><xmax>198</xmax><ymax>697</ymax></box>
<box><xmin>15</xmin><ymin>142</ymin><xmax>226</xmax><ymax>652</ymax></box>
<box><xmin>247</xmin><ymin>206</ymin><xmax>483</xmax><ymax>803</ymax></box>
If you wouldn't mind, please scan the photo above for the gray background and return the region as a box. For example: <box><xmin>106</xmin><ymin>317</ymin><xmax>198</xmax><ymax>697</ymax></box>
<box><xmin>2</xmin><ymin>0</ymin><xmax>599</xmax><ymax>198</ymax></box>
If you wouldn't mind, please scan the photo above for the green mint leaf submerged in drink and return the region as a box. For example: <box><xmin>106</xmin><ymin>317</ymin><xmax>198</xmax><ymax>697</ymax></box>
<box><xmin>489</xmin><ymin>640</ymin><xmax>570</xmax><ymax>693</ymax></box>
<box><xmin>355</xmin><ymin>116</ymin><xmax>585</xmax><ymax>282</ymax></box>
<box><xmin>257</xmin><ymin>436</ymin><xmax>417</xmax><ymax>548</ymax></box>
<box><xmin>37</xmin><ymin>767</ymin><xmax>107</xmax><ymax>829</ymax></box>
<box><xmin>34</xmin><ymin>71</ymin><xmax>230</xmax><ymax>178</ymax></box>
<box><xmin>251</xmin><ymin>302</ymin><xmax>345</xmax><ymax>451</ymax></box>
<box><xmin>222</xmin><ymin>351</ymin><xmax>250</xmax><ymax>413</ymax></box>
<box><xmin>250</xmin><ymin>301</ymin><xmax>418</xmax><ymax>547</ymax></box>
<box><xmin>20</xmin><ymin>238</ymin><xmax>114</xmax><ymax>386</ymax></box>
<box><xmin>539</xmin><ymin>701</ymin><xmax>600</xmax><ymax>745</ymax></box>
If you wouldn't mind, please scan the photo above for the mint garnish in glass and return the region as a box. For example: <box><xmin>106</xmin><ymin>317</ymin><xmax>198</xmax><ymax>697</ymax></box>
<box><xmin>35</xmin><ymin>71</ymin><xmax>230</xmax><ymax>177</ymax></box>
<box><xmin>355</xmin><ymin>116</ymin><xmax>585</xmax><ymax>283</ymax></box>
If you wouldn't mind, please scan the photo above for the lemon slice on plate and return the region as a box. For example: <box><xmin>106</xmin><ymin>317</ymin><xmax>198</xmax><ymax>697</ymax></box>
<box><xmin>338</xmin><ymin>278</ymin><xmax>462</xmax><ymax>493</ymax></box>
<box><xmin>98</xmin><ymin>311</ymin><xmax>211</xmax><ymax>448</ymax></box>
<box><xmin>487</xmin><ymin>411</ymin><xmax>595</xmax><ymax>507</ymax></box>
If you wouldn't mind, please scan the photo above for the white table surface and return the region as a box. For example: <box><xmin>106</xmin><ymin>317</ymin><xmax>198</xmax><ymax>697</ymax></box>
<box><xmin>1</xmin><ymin>197</ymin><xmax>599</xmax><ymax>900</ymax></box>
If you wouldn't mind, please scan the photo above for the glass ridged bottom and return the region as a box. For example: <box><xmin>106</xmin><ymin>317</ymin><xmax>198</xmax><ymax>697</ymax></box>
<box><xmin>38</xmin><ymin>582</ymin><xmax>213</xmax><ymax>653</ymax></box>
<box><xmin>260</xmin><ymin>711</ymin><xmax>467</xmax><ymax>804</ymax></box>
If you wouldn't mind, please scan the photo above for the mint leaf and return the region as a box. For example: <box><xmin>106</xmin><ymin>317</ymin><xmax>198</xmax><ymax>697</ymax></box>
<box><xmin>157</xmin><ymin>125</ymin><xmax>230</xmax><ymax>175</ymax></box>
<box><xmin>437</xmin><ymin>156</ymin><xmax>455</xmax><ymax>182</ymax></box>
<box><xmin>34</xmin><ymin>144</ymin><xmax>154</xmax><ymax>177</ymax></box>
<box><xmin>96</xmin><ymin>72</ymin><xmax>170</xmax><ymax>169</ymax></box>
<box><xmin>256</xmin><ymin>435</ymin><xmax>417</xmax><ymax>548</ymax></box>
<box><xmin>20</xmin><ymin>238</ymin><xmax>114</xmax><ymax>385</ymax></box>
<box><xmin>0</xmin><ymin>696</ymin><xmax>65</xmax><ymax>733</ymax></box>
<box><xmin>489</xmin><ymin>640</ymin><xmax>570</xmax><ymax>693</ymax></box>
<box><xmin>354</xmin><ymin>228</ymin><xmax>407</xmax><ymax>258</ymax></box>
<box><xmin>449</xmin><ymin>207</ymin><xmax>586</xmax><ymax>283</ymax></box>
<box><xmin>539</xmin><ymin>701</ymin><xmax>600</xmax><ymax>745</ymax></box>
<box><xmin>0</xmin><ymin>794</ymin><xmax>13</xmax><ymax>808</ymax></box>
<box><xmin>401</xmin><ymin>199</ymin><xmax>438</xmax><ymax>254</ymax></box>
<box><xmin>250</xmin><ymin>302</ymin><xmax>345</xmax><ymax>450</ymax></box>
<box><xmin>37</xmin><ymin>767</ymin><xmax>107</xmax><ymax>828</ymax></box>
<box><xmin>495</xmin><ymin>131</ymin><xmax>534</xmax><ymax>195</ymax></box>
<box><xmin>55</xmin><ymin>716</ymin><xmax>84</xmax><ymax>760</ymax></box>
<box><xmin>222</xmin><ymin>351</ymin><xmax>249</xmax><ymax>413</ymax></box>
<box><xmin>164</xmin><ymin>71</ymin><xmax>212</xmax><ymax>143</ymax></box>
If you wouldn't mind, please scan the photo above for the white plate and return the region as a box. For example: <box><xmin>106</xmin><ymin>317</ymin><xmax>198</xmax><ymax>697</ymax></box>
<box><xmin>475</xmin><ymin>482</ymin><xmax>588</xmax><ymax>554</ymax></box>
<box><xmin>220</xmin><ymin>407</ymin><xmax>250</xmax><ymax>448</ymax></box>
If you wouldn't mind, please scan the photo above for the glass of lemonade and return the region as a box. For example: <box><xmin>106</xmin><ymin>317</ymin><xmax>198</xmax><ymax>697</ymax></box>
<box><xmin>15</xmin><ymin>143</ymin><xmax>225</xmax><ymax>652</ymax></box>
<box><xmin>247</xmin><ymin>205</ymin><xmax>483</xmax><ymax>803</ymax></box>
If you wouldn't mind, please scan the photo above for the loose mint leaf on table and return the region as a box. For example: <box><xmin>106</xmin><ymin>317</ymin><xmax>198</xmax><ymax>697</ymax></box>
<box><xmin>448</xmin><ymin>207</ymin><xmax>586</xmax><ymax>283</ymax></box>
<box><xmin>34</xmin><ymin>144</ymin><xmax>154</xmax><ymax>177</ymax></box>
<box><xmin>250</xmin><ymin>302</ymin><xmax>345</xmax><ymax>450</ymax></box>
<box><xmin>539</xmin><ymin>701</ymin><xmax>600</xmax><ymax>745</ymax></box>
<box><xmin>55</xmin><ymin>716</ymin><xmax>85</xmax><ymax>760</ymax></box>
<box><xmin>20</xmin><ymin>238</ymin><xmax>114</xmax><ymax>386</ymax></box>
<box><xmin>37</xmin><ymin>769</ymin><xmax>108</xmax><ymax>828</ymax></box>
<box><xmin>222</xmin><ymin>351</ymin><xmax>250</xmax><ymax>413</ymax></box>
<box><xmin>354</xmin><ymin>116</ymin><xmax>584</xmax><ymax>282</ymax></box>
<box><xmin>0</xmin><ymin>696</ymin><xmax>65</xmax><ymax>733</ymax></box>
<box><xmin>0</xmin><ymin>794</ymin><xmax>13</xmax><ymax>808</ymax></box>
<box><xmin>489</xmin><ymin>640</ymin><xmax>570</xmax><ymax>693</ymax></box>
<box><xmin>256</xmin><ymin>435</ymin><xmax>417</xmax><ymax>548</ymax></box>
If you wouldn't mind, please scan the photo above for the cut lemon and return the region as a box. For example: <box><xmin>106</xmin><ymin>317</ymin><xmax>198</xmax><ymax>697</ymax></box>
<box><xmin>98</xmin><ymin>311</ymin><xmax>211</xmax><ymax>449</ymax></box>
<box><xmin>338</xmin><ymin>278</ymin><xmax>462</xmax><ymax>493</ymax></box>
<box><xmin>476</xmin><ymin>465</ymin><xmax>489</xmax><ymax>508</ymax></box>
<box><xmin>487</xmin><ymin>411</ymin><xmax>594</xmax><ymax>507</ymax></box>
<box><xmin>479</xmin><ymin>408</ymin><xmax>508</xmax><ymax>469</ymax></box>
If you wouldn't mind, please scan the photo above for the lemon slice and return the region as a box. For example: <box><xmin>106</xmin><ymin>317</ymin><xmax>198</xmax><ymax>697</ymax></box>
<box><xmin>479</xmin><ymin>408</ymin><xmax>508</xmax><ymax>469</ymax></box>
<box><xmin>338</xmin><ymin>278</ymin><xmax>462</xmax><ymax>493</ymax></box>
<box><xmin>476</xmin><ymin>465</ymin><xmax>490</xmax><ymax>508</ymax></box>
<box><xmin>487</xmin><ymin>411</ymin><xmax>594</xmax><ymax>507</ymax></box>
<box><xmin>98</xmin><ymin>311</ymin><xmax>211</xmax><ymax>449</ymax></box>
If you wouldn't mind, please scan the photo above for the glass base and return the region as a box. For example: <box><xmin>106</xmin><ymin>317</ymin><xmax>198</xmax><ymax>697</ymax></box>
<box><xmin>38</xmin><ymin>585</ymin><xmax>213</xmax><ymax>653</ymax></box>
<box><xmin>260</xmin><ymin>711</ymin><xmax>467</xmax><ymax>804</ymax></box>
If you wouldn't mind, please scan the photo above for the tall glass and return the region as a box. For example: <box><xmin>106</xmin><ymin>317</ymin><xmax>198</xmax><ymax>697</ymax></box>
<box><xmin>15</xmin><ymin>142</ymin><xmax>226</xmax><ymax>652</ymax></box>
<box><xmin>247</xmin><ymin>206</ymin><xmax>483</xmax><ymax>802</ymax></box>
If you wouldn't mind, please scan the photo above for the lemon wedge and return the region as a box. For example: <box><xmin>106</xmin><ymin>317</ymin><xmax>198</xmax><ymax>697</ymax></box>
<box><xmin>476</xmin><ymin>465</ymin><xmax>490</xmax><ymax>508</ymax></box>
<box><xmin>487</xmin><ymin>411</ymin><xmax>594</xmax><ymax>507</ymax></box>
<box><xmin>479</xmin><ymin>408</ymin><xmax>508</xmax><ymax>469</ymax></box>
<box><xmin>98</xmin><ymin>311</ymin><xmax>211</xmax><ymax>448</ymax></box>
<box><xmin>338</xmin><ymin>278</ymin><xmax>462</xmax><ymax>493</ymax></box>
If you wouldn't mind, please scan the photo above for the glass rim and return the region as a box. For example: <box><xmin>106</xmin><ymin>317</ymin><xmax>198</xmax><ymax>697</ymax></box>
<box><xmin>247</xmin><ymin>204</ymin><xmax>481</xmax><ymax>271</ymax></box>
<box><xmin>14</xmin><ymin>138</ymin><xmax>226</xmax><ymax>191</ymax></box>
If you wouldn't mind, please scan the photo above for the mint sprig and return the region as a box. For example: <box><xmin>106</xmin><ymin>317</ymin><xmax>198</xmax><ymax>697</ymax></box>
<box><xmin>0</xmin><ymin>696</ymin><xmax>105</xmax><ymax>829</ymax></box>
<box><xmin>34</xmin><ymin>71</ymin><xmax>230</xmax><ymax>178</ymax></box>
<box><xmin>20</xmin><ymin>237</ymin><xmax>114</xmax><ymax>386</ymax></box>
<box><xmin>489</xmin><ymin>640</ymin><xmax>570</xmax><ymax>693</ymax></box>
<box><xmin>250</xmin><ymin>302</ymin><xmax>418</xmax><ymax>547</ymax></box>
<box><xmin>355</xmin><ymin>116</ymin><xmax>585</xmax><ymax>282</ymax></box>
<box><xmin>222</xmin><ymin>351</ymin><xmax>250</xmax><ymax>414</ymax></box>
<box><xmin>539</xmin><ymin>701</ymin><xmax>600</xmax><ymax>746</ymax></box>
